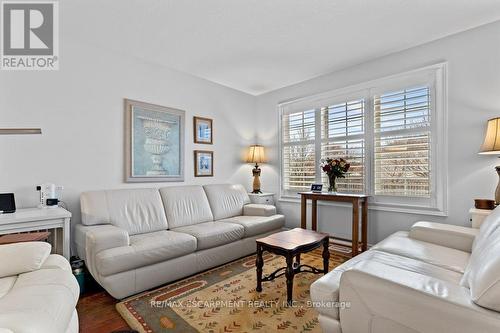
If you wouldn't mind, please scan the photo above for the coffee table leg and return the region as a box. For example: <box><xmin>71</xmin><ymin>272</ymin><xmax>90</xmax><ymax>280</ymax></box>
<box><xmin>285</xmin><ymin>255</ymin><xmax>294</xmax><ymax>305</ymax></box>
<box><xmin>322</xmin><ymin>238</ymin><xmax>330</xmax><ymax>274</ymax></box>
<box><xmin>293</xmin><ymin>253</ymin><xmax>301</xmax><ymax>268</ymax></box>
<box><xmin>256</xmin><ymin>244</ymin><xmax>263</xmax><ymax>292</ymax></box>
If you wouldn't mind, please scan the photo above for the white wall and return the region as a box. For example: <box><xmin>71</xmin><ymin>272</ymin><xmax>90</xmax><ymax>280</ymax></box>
<box><xmin>256</xmin><ymin>21</ymin><xmax>500</xmax><ymax>243</ymax></box>
<box><xmin>2</xmin><ymin>17</ymin><xmax>500</xmax><ymax>250</ymax></box>
<box><xmin>0</xmin><ymin>39</ymin><xmax>257</xmax><ymax>242</ymax></box>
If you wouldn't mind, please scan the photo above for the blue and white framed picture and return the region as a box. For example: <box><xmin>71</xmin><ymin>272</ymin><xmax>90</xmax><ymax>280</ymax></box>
<box><xmin>194</xmin><ymin>150</ymin><xmax>213</xmax><ymax>177</ymax></box>
<box><xmin>125</xmin><ymin>99</ymin><xmax>185</xmax><ymax>182</ymax></box>
<box><xmin>193</xmin><ymin>116</ymin><xmax>213</xmax><ymax>144</ymax></box>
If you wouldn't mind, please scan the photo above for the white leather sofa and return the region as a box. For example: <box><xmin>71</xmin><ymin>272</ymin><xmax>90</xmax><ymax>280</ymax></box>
<box><xmin>0</xmin><ymin>242</ymin><xmax>79</xmax><ymax>333</ymax></box>
<box><xmin>75</xmin><ymin>184</ymin><xmax>284</xmax><ymax>299</ymax></box>
<box><xmin>311</xmin><ymin>207</ymin><xmax>500</xmax><ymax>333</ymax></box>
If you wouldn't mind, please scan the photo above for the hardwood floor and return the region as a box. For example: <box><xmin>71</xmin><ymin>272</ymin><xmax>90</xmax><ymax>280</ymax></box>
<box><xmin>77</xmin><ymin>288</ymin><xmax>130</xmax><ymax>333</ymax></box>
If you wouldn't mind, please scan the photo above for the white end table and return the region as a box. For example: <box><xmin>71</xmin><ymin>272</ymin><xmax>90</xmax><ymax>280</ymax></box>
<box><xmin>248</xmin><ymin>192</ymin><xmax>275</xmax><ymax>205</ymax></box>
<box><xmin>469</xmin><ymin>208</ymin><xmax>492</xmax><ymax>229</ymax></box>
<box><xmin>0</xmin><ymin>207</ymin><xmax>71</xmax><ymax>259</ymax></box>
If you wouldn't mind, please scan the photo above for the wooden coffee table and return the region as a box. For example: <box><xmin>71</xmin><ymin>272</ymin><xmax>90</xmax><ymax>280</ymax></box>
<box><xmin>255</xmin><ymin>228</ymin><xmax>330</xmax><ymax>304</ymax></box>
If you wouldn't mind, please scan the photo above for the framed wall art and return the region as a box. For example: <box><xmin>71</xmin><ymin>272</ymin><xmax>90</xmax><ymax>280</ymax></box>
<box><xmin>125</xmin><ymin>99</ymin><xmax>185</xmax><ymax>182</ymax></box>
<box><xmin>193</xmin><ymin>116</ymin><xmax>213</xmax><ymax>144</ymax></box>
<box><xmin>194</xmin><ymin>150</ymin><xmax>213</xmax><ymax>177</ymax></box>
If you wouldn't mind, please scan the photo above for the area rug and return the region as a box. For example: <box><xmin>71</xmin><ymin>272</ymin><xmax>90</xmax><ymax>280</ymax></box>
<box><xmin>116</xmin><ymin>250</ymin><xmax>346</xmax><ymax>333</ymax></box>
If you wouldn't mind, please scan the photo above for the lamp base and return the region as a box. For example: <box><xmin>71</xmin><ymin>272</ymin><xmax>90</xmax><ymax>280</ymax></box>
<box><xmin>495</xmin><ymin>166</ymin><xmax>500</xmax><ymax>205</ymax></box>
<box><xmin>252</xmin><ymin>164</ymin><xmax>262</xmax><ymax>194</ymax></box>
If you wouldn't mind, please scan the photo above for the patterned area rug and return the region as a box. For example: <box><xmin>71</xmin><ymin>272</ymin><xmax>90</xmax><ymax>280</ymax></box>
<box><xmin>116</xmin><ymin>250</ymin><xmax>346</xmax><ymax>333</ymax></box>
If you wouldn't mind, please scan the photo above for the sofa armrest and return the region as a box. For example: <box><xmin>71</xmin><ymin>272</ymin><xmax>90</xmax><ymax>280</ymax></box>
<box><xmin>243</xmin><ymin>204</ymin><xmax>277</xmax><ymax>217</ymax></box>
<box><xmin>409</xmin><ymin>221</ymin><xmax>478</xmax><ymax>252</ymax></box>
<box><xmin>74</xmin><ymin>224</ymin><xmax>129</xmax><ymax>278</ymax></box>
<box><xmin>338</xmin><ymin>261</ymin><xmax>500</xmax><ymax>333</ymax></box>
<box><xmin>75</xmin><ymin>224</ymin><xmax>129</xmax><ymax>255</ymax></box>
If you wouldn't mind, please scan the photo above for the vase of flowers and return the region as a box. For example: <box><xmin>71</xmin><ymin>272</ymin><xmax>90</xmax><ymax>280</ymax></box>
<box><xmin>320</xmin><ymin>158</ymin><xmax>350</xmax><ymax>193</ymax></box>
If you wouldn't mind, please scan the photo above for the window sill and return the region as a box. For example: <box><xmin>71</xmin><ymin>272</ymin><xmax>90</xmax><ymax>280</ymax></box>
<box><xmin>278</xmin><ymin>195</ymin><xmax>448</xmax><ymax>217</ymax></box>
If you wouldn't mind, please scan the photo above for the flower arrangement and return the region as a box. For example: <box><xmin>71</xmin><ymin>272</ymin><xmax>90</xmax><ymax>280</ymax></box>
<box><xmin>320</xmin><ymin>158</ymin><xmax>350</xmax><ymax>192</ymax></box>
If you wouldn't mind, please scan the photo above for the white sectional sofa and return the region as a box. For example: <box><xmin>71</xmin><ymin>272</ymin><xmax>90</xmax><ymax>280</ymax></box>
<box><xmin>311</xmin><ymin>208</ymin><xmax>500</xmax><ymax>333</ymax></box>
<box><xmin>0</xmin><ymin>242</ymin><xmax>79</xmax><ymax>333</ymax></box>
<box><xmin>75</xmin><ymin>184</ymin><xmax>284</xmax><ymax>299</ymax></box>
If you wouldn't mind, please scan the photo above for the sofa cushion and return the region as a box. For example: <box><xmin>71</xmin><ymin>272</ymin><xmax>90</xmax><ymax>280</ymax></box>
<box><xmin>0</xmin><ymin>268</ymin><xmax>79</xmax><ymax>333</ymax></box>
<box><xmin>371</xmin><ymin>231</ymin><xmax>470</xmax><ymax>273</ymax></box>
<box><xmin>203</xmin><ymin>184</ymin><xmax>250</xmax><ymax>220</ymax></box>
<box><xmin>219</xmin><ymin>215</ymin><xmax>284</xmax><ymax>237</ymax></box>
<box><xmin>310</xmin><ymin>249</ymin><xmax>463</xmax><ymax>320</ymax></box>
<box><xmin>95</xmin><ymin>230</ymin><xmax>197</xmax><ymax>276</ymax></box>
<box><xmin>81</xmin><ymin>188</ymin><xmax>168</xmax><ymax>235</ymax></box>
<box><xmin>0</xmin><ymin>277</ymin><xmax>16</xmax><ymax>299</ymax></box>
<box><xmin>173</xmin><ymin>221</ymin><xmax>244</xmax><ymax>250</ymax></box>
<box><xmin>0</xmin><ymin>242</ymin><xmax>51</xmax><ymax>278</ymax></box>
<box><xmin>159</xmin><ymin>185</ymin><xmax>214</xmax><ymax>228</ymax></box>
<box><xmin>462</xmin><ymin>227</ymin><xmax>500</xmax><ymax>311</ymax></box>
<box><xmin>14</xmin><ymin>268</ymin><xmax>80</xmax><ymax>303</ymax></box>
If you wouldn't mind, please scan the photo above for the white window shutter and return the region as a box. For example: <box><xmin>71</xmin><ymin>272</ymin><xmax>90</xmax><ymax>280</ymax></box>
<box><xmin>320</xmin><ymin>100</ymin><xmax>365</xmax><ymax>193</ymax></box>
<box><xmin>373</xmin><ymin>87</ymin><xmax>431</xmax><ymax>197</ymax></box>
<box><xmin>281</xmin><ymin>110</ymin><xmax>316</xmax><ymax>194</ymax></box>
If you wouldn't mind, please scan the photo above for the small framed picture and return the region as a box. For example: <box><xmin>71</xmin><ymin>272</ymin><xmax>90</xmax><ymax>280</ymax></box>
<box><xmin>193</xmin><ymin>116</ymin><xmax>213</xmax><ymax>144</ymax></box>
<box><xmin>311</xmin><ymin>184</ymin><xmax>323</xmax><ymax>193</ymax></box>
<box><xmin>194</xmin><ymin>150</ymin><xmax>213</xmax><ymax>177</ymax></box>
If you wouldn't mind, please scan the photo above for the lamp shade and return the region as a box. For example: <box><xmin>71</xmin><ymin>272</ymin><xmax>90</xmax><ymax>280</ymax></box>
<box><xmin>479</xmin><ymin>117</ymin><xmax>500</xmax><ymax>154</ymax></box>
<box><xmin>246</xmin><ymin>145</ymin><xmax>265</xmax><ymax>163</ymax></box>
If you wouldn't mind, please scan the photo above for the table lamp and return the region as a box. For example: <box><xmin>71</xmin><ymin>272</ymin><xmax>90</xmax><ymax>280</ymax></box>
<box><xmin>479</xmin><ymin>117</ymin><xmax>500</xmax><ymax>204</ymax></box>
<box><xmin>246</xmin><ymin>145</ymin><xmax>265</xmax><ymax>193</ymax></box>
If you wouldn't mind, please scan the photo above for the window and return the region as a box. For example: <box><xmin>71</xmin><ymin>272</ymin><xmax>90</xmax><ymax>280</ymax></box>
<box><xmin>279</xmin><ymin>64</ymin><xmax>447</xmax><ymax>215</ymax></box>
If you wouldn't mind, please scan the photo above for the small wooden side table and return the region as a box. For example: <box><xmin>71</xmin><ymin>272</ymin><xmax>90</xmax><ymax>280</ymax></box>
<box><xmin>255</xmin><ymin>228</ymin><xmax>329</xmax><ymax>305</ymax></box>
<box><xmin>0</xmin><ymin>231</ymin><xmax>51</xmax><ymax>245</ymax></box>
<box><xmin>299</xmin><ymin>192</ymin><xmax>369</xmax><ymax>256</ymax></box>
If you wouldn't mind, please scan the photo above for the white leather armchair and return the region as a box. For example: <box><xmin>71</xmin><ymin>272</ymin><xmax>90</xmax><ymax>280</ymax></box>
<box><xmin>0</xmin><ymin>242</ymin><xmax>79</xmax><ymax>333</ymax></box>
<box><xmin>340</xmin><ymin>261</ymin><xmax>500</xmax><ymax>333</ymax></box>
<box><xmin>311</xmin><ymin>207</ymin><xmax>500</xmax><ymax>333</ymax></box>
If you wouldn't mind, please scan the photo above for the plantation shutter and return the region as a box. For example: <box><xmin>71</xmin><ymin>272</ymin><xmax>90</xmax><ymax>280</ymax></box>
<box><xmin>373</xmin><ymin>86</ymin><xmax>431</xmax><ymax>197</ymax></box>
<box><xmin>281</xmin><ymin>109</ymin><xmax>316</xmax><ymax>195</ymax></box>
<box><xmin>320</xmin><ymin>99</ymin><xmax>365</xmax><ymax>193</ymax></box>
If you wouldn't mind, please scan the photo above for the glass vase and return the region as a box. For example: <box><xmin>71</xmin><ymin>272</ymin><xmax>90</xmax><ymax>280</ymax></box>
<box><xmin>328</xmin><ymin>174</ymin><xmax>337</xmax><ymax>193</ymax></box>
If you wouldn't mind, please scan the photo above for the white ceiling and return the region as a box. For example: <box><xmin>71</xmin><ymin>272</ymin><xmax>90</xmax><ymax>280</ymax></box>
<box><xmin>66</xmin><ymin>0</ymin><xmax>500</xmax><ymax>95</ymax></box>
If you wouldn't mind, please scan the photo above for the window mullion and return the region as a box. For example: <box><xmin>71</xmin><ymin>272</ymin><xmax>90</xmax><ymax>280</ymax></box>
<box><xmin>365</xmin><ymin>90</ymin><xmax>375</xmax><ymax>197</ymax></box>
<box><xmin>314</xmin><ymin>108</ymin><xmax>322</xmax><ymax>184</ymax></box>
